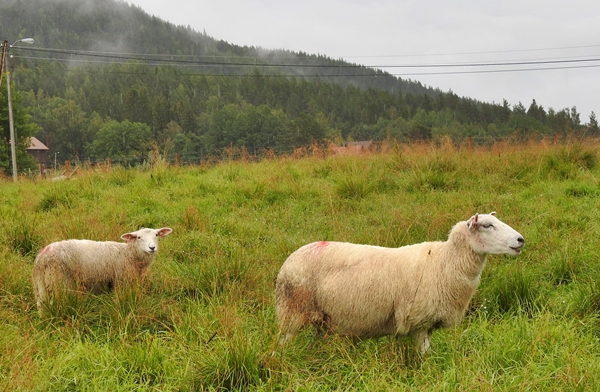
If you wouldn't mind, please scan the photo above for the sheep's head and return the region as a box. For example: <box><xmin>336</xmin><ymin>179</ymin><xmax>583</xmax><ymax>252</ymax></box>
<box><xmin>121</xmin><ymin>227</ymin><xmax>173</xmax><ymax>254</ymax></box>
<box><xmin>466</xmin><ymin>212</ymin><xmax>524</xmax><ymax>256</ymax></box>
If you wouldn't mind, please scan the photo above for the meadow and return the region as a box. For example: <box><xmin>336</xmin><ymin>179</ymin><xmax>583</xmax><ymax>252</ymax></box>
<box><xmin>1</xmin><ymin>138</ymin><xmax>600</xmax><ymax>391</ymax></box>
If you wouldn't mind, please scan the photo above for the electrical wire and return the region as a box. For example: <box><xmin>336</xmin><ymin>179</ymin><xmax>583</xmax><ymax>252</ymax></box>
<box><xmin>13</xmin><ymin>53</ymin><xmax>600</xmax><ymax>78</ymax></box>
<box><xmin>14</xmin><ymin>46</ymin><xmax>600</xmax><ymax>68</ymax></box>
<box><xmin>7</xmin><ymin>43</ymin><xmax>600</xmax><ymax>81</ymax></box>
<box><xmin>340</xmin><ymin>43</ymin><xmax>600</xmax><ymax>59</ymax></box>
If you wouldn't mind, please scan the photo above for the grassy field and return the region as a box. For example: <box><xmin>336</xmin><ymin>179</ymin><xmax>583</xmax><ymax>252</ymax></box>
<box><xmin>2</xmin><ymin>138</ymin><xmax>600</xmax><ymax>391</ymax></box>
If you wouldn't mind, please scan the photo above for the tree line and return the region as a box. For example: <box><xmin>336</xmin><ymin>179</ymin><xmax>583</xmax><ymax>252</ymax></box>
<box><xmin>1</xmin><ymin>58</ymin><xmax>598</xmax><ymax>173</ymax></box>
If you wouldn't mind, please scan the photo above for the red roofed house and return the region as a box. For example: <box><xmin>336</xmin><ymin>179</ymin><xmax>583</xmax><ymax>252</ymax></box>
<box><xmin>27</xmin><ymin>136</ymin><xmax>49</xmax><ymax>165</ymax></box>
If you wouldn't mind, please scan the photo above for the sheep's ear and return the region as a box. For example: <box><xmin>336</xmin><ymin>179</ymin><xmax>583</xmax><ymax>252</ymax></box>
<box><xmin>490</xmin><ymin>211</ymin><xmax>497</xmax><ymax>216</ymax></box>
<box><xmin>120</xmin><ymin>233</ymin><xmax>137</xmax><ymax>242</ymax></box>
<box><xmin>157</xmin><ymin>228</ymin><xmax>173</xmax><ymax>237</ymax></box>
<box><xmin>467</xmin><ymin>213</ymin><xmax>479</xmax><ymax>230</ymax></box>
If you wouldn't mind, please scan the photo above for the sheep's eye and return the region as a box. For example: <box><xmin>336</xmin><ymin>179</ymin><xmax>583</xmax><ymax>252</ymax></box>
<box><xmin>482</xmin><ymin>223</ymin><xmax>494</xmax><ymax>229</ymax></box>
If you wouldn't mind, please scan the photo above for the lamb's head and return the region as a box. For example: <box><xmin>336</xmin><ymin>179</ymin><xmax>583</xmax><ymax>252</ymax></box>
<box><xmin>466</xmin><ymin>212</ymin><xmax>524</xmax><ymax>256</ymax></box>
<box><xmin>120</xmin><ymin>227</ymin><xmax>173</xmax><ymax>255</ymax></box>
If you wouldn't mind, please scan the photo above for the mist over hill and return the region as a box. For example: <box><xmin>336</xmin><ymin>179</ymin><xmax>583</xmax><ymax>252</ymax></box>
<box><xmin>0</xmin><ymin>0</ymin><xmax>436</xmax><ymax>96</ymax></box>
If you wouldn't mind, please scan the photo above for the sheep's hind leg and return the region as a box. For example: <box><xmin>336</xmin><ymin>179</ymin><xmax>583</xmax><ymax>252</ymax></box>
<box><xmin>411</xmin><ymin>329</ymin><xmax>431</xmax><ymax>353</ymax></box>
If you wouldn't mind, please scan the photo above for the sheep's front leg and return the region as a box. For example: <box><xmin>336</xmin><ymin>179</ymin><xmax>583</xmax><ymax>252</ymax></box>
<box><xmin>411</xmin><ymin>329</ymin><xmax>431</xmax><ymax>353</ymax></box>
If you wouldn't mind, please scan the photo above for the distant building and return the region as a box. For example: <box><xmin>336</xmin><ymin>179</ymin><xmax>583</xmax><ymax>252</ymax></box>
<box><xmin>347</xmin><ymin>141</ymin><xmax>373</xmax><ymax>151</ymax></box>
<box><xmin>27</xmin><ymin>136</ymin><xmax>49</xmax><ymax>165</ymax></box>
<box><xmin>329</xmin><ymin>140</ymin><xmax>374</xmax><ymax>155</ymax></box>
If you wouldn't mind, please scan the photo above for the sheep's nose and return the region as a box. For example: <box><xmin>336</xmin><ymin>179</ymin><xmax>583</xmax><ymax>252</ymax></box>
<box><xmin>517</xmin><ymin>237</ymin><xmax>524</xmax><ymax>245</ymax></box>
<box><xmin>149</xmin><ymin>246</ymin><xmax>156</xmax><ymax>252</ymax></box>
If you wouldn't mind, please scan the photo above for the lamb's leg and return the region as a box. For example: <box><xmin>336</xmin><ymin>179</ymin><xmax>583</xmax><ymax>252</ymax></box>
<box><xmin>272</xmin><ymin>315</ymin><xmax>301</xmax><ymax>357</ymax></box>
<box><xmin>33</xmin><ymin>285</ymin><xmax>46</xmax><ymax>315</ymax></box>
<box><xmin>275</xmin><ymin>284</ymin><xmax>315</xmax><ymax>345</ymax></box>
<box><xmin>411</xmin><ymin>329</ymin><xmax>431</xmax><ymax>353</ymax></box>
<box><xmin>278</xmin><ymin>331</ymin><xmax>296</xmax><ymax>345</ymax></box>
<box><xmin>276</xmin><ymin>313</ymin><xmax>303</xmax><ymax>345</ymax></box>
<box><xmin>34</xmin><ymin>264</ymin><xmax>63</xmax><ymax>315</ymax></box>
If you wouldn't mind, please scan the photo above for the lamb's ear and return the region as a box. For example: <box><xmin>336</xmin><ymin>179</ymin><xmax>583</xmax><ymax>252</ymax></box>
<box><xmin>156</xmin><ymin>228</ymin><xmax>173</xmax><ymax>237</ymax></box>
<box><xmin>467</xmin><ymin>213</ymin><xmax>479</xmax><ymax>230</ymax></box>
<box><xmin>490</xmin><ymin>211</ymin><xmax>497</xmax><ymax>216</ymax></box>
<box><xmin>120</xmin><ymin>233</ymin><xmax>137</xmax><ymax>242</ymax></box>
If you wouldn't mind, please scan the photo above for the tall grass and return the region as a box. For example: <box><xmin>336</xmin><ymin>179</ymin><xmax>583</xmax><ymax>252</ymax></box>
<box><xmin>3</xmin><ymin>138</ymin><xmax>600</xmax><ymax>390</ymax></box>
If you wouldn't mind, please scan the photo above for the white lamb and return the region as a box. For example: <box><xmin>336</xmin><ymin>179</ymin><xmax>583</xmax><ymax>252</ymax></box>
<box><xmin>275</xmin><ymin>212</ymin><xmax>524</xmax><ymax>353</ymax></box>
<box><xmin>32</xmin><ymin>227</ymin><xmax>173</xmax><ymax>313</ymax></box>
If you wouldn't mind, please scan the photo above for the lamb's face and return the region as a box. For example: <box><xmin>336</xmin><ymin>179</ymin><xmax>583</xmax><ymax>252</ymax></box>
<box><xmin>121</xmin><ymin>227</ymin><xmax>173</xmax><ymax>254</ymax></box>
<box><xmin>467</xmin><ymin>212</ymin><xmax>524</xmax><ymax>255</ymax></box>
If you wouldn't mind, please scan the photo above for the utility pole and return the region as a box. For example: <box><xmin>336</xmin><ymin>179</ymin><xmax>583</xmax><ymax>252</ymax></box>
<box><xmin>0</xmin><ymin>40</ymin><xmax>7</xmax><ymax>89</ymax></box>
<box><xmin>6</xmin><ymin>54</ymin><xmax>18</xmax><ymax>181</ymax></box>
<box><xmin>2</xmin><ymin>38</ymin><xmax>34</xmax><ymax>181</ymax></box>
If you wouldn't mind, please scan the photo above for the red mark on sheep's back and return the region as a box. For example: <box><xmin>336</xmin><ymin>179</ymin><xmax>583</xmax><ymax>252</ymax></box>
<box><xmin>309</xmin><ymin>241</ymin><xmax>329</xmax><ymax>253</ymax></box>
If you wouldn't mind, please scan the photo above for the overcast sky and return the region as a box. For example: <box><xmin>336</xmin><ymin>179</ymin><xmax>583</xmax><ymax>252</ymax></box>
<box><xmin>126</xmin><ymin>0</ymin><xmax>600</xmax><ymax>121</ymax></box>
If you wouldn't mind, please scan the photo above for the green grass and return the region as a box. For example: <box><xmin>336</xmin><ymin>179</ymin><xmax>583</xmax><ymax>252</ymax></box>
<box><xmin>3</xmin><ymin>139</ymin><xmax>600</xmax><ymax>390</ymax></box>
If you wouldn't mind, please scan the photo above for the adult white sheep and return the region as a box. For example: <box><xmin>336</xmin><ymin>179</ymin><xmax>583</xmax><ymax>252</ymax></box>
<box><xmin>32</xmin><ymin>227</ymin><xmax>173</xmax><ymax>313</ymax></box>
<box><xmin>275</xmin><ymin>212</ymin><xmax>524</xmax><ymax>353</ymax></box>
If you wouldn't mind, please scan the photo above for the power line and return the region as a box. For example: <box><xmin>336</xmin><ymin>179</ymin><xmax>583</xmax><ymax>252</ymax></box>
<box><xmin>388</xmin><ymin>63</ymin><xmax>600</xmax><ymax>77</ymax></box>
<box><xmin>341</xmin><ymin>43</ymin><xmax>600</xmax><ymax>59</ymax></box>
<box><xmin>14</xmin><ymin>53</ymin><xmax>600</xmax><ymax>78</ymax></box>
<box><xmin>15</xmin><ymin>46</ymin><xmax>600</xmax><ymax>70</ymax></box>
<box><xmin>16</xmin><ymin>41</ymin><xmax>600</xmax><ymax>60</ymax></box>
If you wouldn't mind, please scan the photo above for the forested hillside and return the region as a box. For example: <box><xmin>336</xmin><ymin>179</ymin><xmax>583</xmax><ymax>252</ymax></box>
<box><xmin>0</xmin><ymin>0</ymin><xmax>598</xmax><ymax>172</ymax></box>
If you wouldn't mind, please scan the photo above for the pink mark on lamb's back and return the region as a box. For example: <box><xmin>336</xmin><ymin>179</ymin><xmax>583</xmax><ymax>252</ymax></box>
<box><xmin>39</xmin><ymin>244</ymin><xmax>52</xmax><ymax>255</ymax></box>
